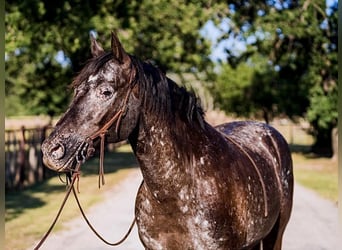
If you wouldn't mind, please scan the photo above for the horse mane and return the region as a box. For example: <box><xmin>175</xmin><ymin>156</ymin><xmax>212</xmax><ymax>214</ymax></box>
<box><xmin>130</xmin><ymin>56</ymin><xmax>205</xmax><ymax>130</ymax></box>
<box><xmin>71</xmin><ymin>51</ymin><xmax>205</xmax><ymax>129</ymax></box>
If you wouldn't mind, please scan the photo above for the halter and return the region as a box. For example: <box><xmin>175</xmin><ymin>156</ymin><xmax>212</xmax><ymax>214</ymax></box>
<box><xmin>34</xmin><ymin>72</ymin><xmax>138</xmax><ymax>249</ymax></box>
<box><xmin>88</xmin><ymin>86</ymin><xmax>133</xmax><ymax>188</ymax></box>
<box><xmin>88</xmin><ymin>63</ymin><xmax>138</xmax><ymax>187</ymax></box>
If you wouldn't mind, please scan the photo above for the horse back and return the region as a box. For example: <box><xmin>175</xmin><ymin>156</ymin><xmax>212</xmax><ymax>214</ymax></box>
<box><xmin>215</xmin><ymin>121</ymin><xmax>293</xmax><ymax>208</ymax></box>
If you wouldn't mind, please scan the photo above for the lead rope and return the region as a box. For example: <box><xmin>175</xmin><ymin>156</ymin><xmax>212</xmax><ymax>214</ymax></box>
<box><xmin>33</xmin><ymin>164</ymin><xmax>137</xmax><ymax>249</ymax></box>
<box><xmin>33</xmin><ymin>164</ymin><xmax>81</xmax><ymax>250</ymax></box>
<box><xmin>71</xmin><ymin>182</ymin><xmax>137</xmax><ymax>246</ymax></box>
<box><xmin>89</xmin><ymin>87</ymin><xmax>132</xmax><ymax>189</ymax></box>
<box><xmin>99</xmin><ymin>133</ymin><xmax>106</xmax><ymax>188</ymax></box>
<box><xmin>71</xmin><ymin>179</ymin><xmax>144</xmax><ymax>246</ymax></box>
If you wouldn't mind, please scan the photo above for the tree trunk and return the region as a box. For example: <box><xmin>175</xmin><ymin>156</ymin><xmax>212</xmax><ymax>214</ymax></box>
<box><xmin>331</xmin><ymin>127</ymin><xmax>338</xmax><ymax>161</ymax></box>
<box><xmin>312</xmin><ymin>128</ymin><xmax>332</xmax><ymax>157</ymax></box>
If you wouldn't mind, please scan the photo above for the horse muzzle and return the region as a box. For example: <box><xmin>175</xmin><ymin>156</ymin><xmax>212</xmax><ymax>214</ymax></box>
<box><xmin>41</xmin><ymin>136</ymin><xmax>94</xmax><ymax>172</ymax></box>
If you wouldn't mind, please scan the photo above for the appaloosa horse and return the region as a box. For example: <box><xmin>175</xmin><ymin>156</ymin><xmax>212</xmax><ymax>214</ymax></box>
<box><xmin>42</xmin><ymin>32</ymin><xmax>293</xmax><ymax>250</ymax></box>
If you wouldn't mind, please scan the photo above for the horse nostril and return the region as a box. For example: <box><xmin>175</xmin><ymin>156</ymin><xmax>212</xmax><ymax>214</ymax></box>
<box><xmin>50</xmin><ymin>142</ymin><xmax>65</xmax><ymax>160</ymax></box>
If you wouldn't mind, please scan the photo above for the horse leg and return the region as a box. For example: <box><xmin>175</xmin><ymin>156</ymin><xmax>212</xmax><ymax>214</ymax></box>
<box><xmin>261</xmin><ymin>209</ymin><xmax>291</xmax><ymax>250</ymax></box>
<box><xmin>249</xmin><ymin>219</ymin><xmax>286</xmax><ymax>250</ymax></box>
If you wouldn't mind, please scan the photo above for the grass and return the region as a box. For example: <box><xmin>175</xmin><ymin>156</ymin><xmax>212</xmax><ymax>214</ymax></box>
<box><xmin>291</xmin><ymin>152</ymin><xmax>338</xmax><ymax>202</ymax></box>
<box><xmin>5</xmin><ymin>144</ymin><xmax>138</xmax><ymax>250</ymax></box>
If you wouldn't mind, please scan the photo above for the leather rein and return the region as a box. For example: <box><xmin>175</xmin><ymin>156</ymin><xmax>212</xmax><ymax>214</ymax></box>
<box><xmin>34</xmin><ymin>85</ymin><xmax>136</xmax><ymax>249</ymax></box>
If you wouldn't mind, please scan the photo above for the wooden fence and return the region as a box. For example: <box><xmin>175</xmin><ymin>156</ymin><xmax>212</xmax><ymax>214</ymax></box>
<box><xmin>5</xmin><ymin>126</ymin><xmax>55</xmax><ymax>191</ymax></box>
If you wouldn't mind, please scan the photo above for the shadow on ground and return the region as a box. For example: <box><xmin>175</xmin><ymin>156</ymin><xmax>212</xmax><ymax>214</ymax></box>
<box><xmin>289</xmin><ymin>143</ymin><xmax>333</xmax><ymax>159</ymax></box>
<box><xmin>289</xmin><ymin>144</ymin><xmax>312</xmax><ymax>154</ymax></box>
<box><xmin>5</xmin><ymin>182</ymin><xmax>66</xmax><ymax>222</ymax></box>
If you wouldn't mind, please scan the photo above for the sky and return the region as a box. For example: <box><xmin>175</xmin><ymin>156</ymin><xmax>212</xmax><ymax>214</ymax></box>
<box><xmin>200</xmin><ymin>18</ymin><xmax>247</xmax><ymax>62</ymax></box>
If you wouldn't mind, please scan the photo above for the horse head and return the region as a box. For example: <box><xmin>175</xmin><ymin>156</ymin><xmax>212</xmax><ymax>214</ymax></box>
<box><xmin>42</xmin><ymin>32</ymin><xmax>141</xmax><ymax>172</ymax></box>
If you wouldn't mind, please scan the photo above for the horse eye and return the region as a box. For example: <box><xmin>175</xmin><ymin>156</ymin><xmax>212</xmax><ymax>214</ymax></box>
<box><xmin>102</xmin><ymin>90</ymin><xmax>113</xmax><ymax>97</ymax></box>
<box><xmin>97</xmin><ymin>86</ymin><xmax>114</xmax><ymax>99</ymax></box>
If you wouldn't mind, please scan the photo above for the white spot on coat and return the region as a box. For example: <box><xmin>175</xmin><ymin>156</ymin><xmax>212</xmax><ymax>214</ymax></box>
<box><xmin>88</xmin><ymin>74</ymin><xmax>99</xmax><ymax>82</ymax></box>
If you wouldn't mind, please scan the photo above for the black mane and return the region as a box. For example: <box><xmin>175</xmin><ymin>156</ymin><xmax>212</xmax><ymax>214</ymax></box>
<box><xmin>130</xmin><ymin>56</ymin><xmax>205</xmax><ymax>129</ymax></box>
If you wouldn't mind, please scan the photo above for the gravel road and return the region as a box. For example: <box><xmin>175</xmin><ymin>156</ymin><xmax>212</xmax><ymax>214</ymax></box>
<box><xmin>30</xmin><ymin>168</ymin><xmax>340</xmax><ymax>250</ymax></box>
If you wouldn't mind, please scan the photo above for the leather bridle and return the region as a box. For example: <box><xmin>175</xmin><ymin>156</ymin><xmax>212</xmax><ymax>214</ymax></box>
<box><xmin>88</xmin><ymin>86</ymin><xmax>133</xmax><ymax>188</ymax></box>
<box><xmin>34</xmin><ymin>78</ymin><xmax>139</xmax><ymax>249</ymax></box>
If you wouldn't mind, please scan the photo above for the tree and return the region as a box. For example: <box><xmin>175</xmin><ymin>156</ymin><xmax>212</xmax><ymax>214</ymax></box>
<box><xmin>211</xmin><ymin>0</ymin><xmax>338</xmax><ymax>156</ymax></box>
<box><xmin>212</xmin><ymin>54</ymin><xmax>281</xmax><ymax>124</ymax></box>
<box><xmin>5</xmin><ymin>0</ymin><xmax>225</xmax><ymax>117</ymax></box>
<box><xmin>5</xmin><ymin>0</ymin><xmax>100</xmax><ymax>116</ymax></box>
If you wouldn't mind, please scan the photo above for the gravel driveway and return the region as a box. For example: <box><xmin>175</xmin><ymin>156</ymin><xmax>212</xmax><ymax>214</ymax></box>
<box><xmin>30</xmin><ymin>168</ymin><xmax>340</xmax><ymax>250</ymax></box>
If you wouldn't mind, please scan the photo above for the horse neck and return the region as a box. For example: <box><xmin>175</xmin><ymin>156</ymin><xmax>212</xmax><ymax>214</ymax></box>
<box><xmin>129</xmin><ymin>105</ymin><xmax>208</xmax><ymax>199</ymax></box>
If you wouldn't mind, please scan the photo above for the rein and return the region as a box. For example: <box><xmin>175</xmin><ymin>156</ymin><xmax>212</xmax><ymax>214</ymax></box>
<box><xmin>71</xmin><ymin>178</ymin><xmax>137</xmax><ymax>246</ymax></box>
<box><xmin>33</xmin><ymin>164</ymin><xmax>81</xmax><ymax>250</ymax></box>
<box><xmin>34</xmin><ymin>85</ymin><xmax>136</xmax><ymax>249</ymax></box>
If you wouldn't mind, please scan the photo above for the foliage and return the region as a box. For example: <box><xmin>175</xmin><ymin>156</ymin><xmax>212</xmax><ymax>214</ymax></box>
<box><xmin>5</xmin><ymin>0</ymin><xmax>225</xmax><ymax>116</ymax></box>
<box><xmin>6</xmin><ymin>0</ymin><xmax>98</xmax><ymax>116</ymax></box>
<box><xmin>6</xmin><ymin>1</ymin><xmax>337</xmax><ymax>152</ymax></box>
<box><xmin>212</xmin><ymin>54</ymin><xmax>279</xmax><ymax>123</ymax></box>
<box><xmin>211</xmin><ymin>0</ymin><xmax>337</xmax><ymax>152</ymax></box>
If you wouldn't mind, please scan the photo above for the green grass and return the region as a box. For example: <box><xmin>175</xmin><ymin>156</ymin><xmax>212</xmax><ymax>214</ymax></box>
<box><xmin>5</xmin><ymin>144</ymin><xmax>138</xmax><ymax>250</ymax></box>
<box><xmin>292</xmin><ymin>153</ymin><xmax>338</xmax><ymax>202</ymax></box>
<box><xmin>295</xmin><ymin>168</ymin><xmax>337</xmax><ymax>201</ymax></box>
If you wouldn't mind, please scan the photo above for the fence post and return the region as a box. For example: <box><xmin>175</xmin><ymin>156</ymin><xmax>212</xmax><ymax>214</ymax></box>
<box><xmin>41</xmin><ymin>126</ymin><xmax>47</xmax><ymax>179</ymax></box>
<box><xmin>15</xmin><ymin>126</ymin><xmax>26</xmax><ymax>190</ymax></box>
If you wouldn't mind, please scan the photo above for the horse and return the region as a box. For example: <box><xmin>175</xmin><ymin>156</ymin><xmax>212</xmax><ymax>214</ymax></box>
<box><xmin>41</xmin><ymin>32</ymin><xmax>293</xmax><ymax>250</ymax></box>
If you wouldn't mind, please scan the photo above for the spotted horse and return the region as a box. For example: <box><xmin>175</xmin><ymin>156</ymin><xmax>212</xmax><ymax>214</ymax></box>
<box><xmin>42</xmin><ymin>32</ymin><xmax>293</xmax><ymax>250</ymax></box>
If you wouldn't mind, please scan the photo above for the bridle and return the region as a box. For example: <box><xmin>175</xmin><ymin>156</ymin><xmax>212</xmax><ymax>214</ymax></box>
<box><xmin>88</xmin><ymin>86</ymin><xmax>134</xmax><ymax>188</ymax></box>
<box><xmin>34</xmin><ymin>71</ymin><xmax>140</xmax><ymax>249</ymax></box>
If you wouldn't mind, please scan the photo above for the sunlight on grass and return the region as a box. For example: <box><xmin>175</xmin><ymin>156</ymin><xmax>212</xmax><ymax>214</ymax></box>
<box><xmin>295</xmin><ymin>168</ymin><xmax>337</xmax><ymax>201</ymax></box>
<box><xmin>292</xmin><ymin>153</ymin><xmax>338</xmax><ymax>202</ymax></box>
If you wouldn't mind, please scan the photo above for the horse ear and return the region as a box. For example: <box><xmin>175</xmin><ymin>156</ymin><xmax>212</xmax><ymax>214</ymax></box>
<box><xmin>111</xmin><ymin>31</ymin><xmax>130</xmax><ymax>65</ymax></box>
<box><xmin>90</xmin><ymin>34</ymin><xmax>104</xmax><ymax>57</ymax></box>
